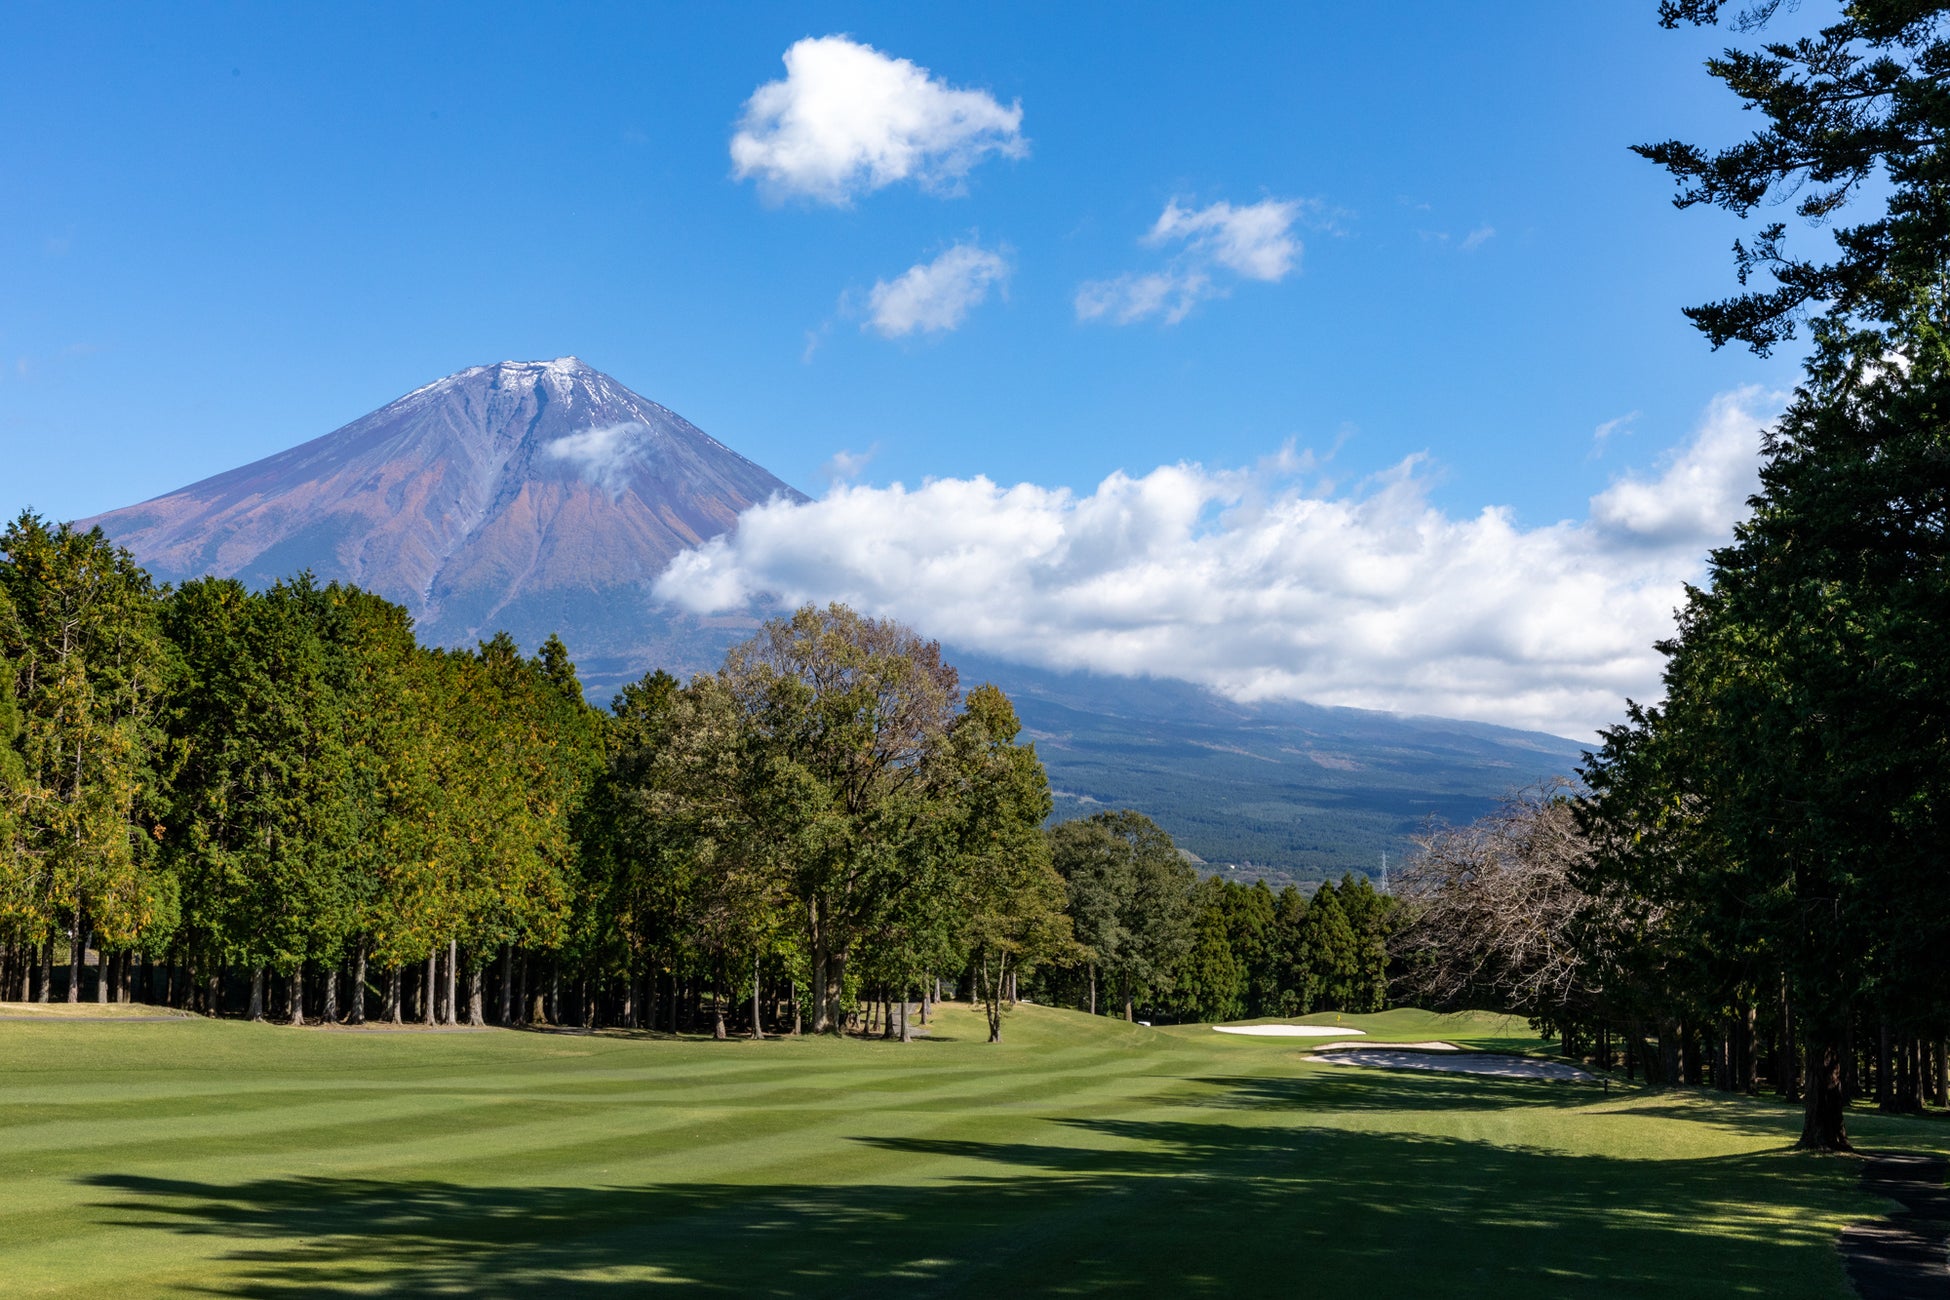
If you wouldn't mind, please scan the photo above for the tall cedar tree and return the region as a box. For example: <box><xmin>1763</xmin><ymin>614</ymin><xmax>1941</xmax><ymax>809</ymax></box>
<box><xmin>1611</xmin><ymin>0</ymin><xmax>1950</xmax><ymax>1147</ymax></box>
<box><xmin>1047</xmin><ymin>810</ymin><xmax>1198</xmax><ymax>1022</ymax></box>
<box><xmin>1643</xmin><ymin>1</ymin><xmax>1950</xmax><ymax>357</ymax></box>
<box><xmin>0</xmin><ymin>514</ymin><xmax>168</xmax><ymax>1000</ymax></box>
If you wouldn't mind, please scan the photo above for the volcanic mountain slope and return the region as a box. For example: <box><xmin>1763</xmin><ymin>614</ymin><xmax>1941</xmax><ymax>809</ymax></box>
<box><xmin>80</xmin><ymin>358</ymin><xmax>802</xmax><ymax>665</ymax></box>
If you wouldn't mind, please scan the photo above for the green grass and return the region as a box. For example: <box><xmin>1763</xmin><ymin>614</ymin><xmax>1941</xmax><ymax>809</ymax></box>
<box><xmin>0</xmin><ymin>1002</ymin><xmax>1940</xmax><ymax>1297</ymax></box>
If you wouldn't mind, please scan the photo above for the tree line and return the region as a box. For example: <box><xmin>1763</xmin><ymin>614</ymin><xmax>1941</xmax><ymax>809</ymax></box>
<box><xmin>1392</xmin><ymin>0</ymin><xmax>1950</xmax><ymax>1151</ymax></box>
<box><xmin>0</xmin><ymin>525</ymin><xmax>1393</xmax><ymax>1040</ymax></box>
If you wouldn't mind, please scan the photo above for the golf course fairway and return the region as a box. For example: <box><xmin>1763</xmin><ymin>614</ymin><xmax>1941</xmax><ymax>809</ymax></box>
<box><xmin>1</xmin><ymin>1003</ymin><xmax>1936</xmax><ymax>1296</ymax></box>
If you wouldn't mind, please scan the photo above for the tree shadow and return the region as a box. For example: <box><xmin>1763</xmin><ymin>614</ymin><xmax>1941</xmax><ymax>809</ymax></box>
<box><xmin>84</xmin><ymin>1100</ymin><xmax>1863</xmax><ymax>1297</ymax></box>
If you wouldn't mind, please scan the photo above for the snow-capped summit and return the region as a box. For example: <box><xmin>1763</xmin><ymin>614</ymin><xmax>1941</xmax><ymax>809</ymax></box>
<box><xmin>80</xmin><ymin>359</ymin><xmax>804</xmax><ymax>671</ymax></box>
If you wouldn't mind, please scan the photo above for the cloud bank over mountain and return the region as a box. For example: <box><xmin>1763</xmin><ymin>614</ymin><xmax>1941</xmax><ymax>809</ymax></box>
<box><xmin>656</xmin><ymin>388</ymin><xmax>1776</xmax><ymax>739</ymax></box>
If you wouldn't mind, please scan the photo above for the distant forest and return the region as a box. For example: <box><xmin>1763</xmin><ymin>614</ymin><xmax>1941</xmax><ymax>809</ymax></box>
<box><xmin>0</xmin><ymin>519</ymin><xmax>1392</xmax><ymax>1039</ymax></box>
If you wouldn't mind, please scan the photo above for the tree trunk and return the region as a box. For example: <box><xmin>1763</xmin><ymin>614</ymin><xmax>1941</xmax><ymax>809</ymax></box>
<box><xmin>98</xmin><ymin>949</ymin><xmax>113</xmax><ymax>1003</ymax></box>
<box><xmin>249</xmin><ymin>966</ymin><xmax>266</xmax><ymax>1021</ymax></box>
<box><xmin>712</xmin><ymin>962</ymin><xmax>727</xmax><ymax>1041</ymax></box>
<box><xmin>423</xmin><ymin>951</ymin><xmax>437</xmax><ymax>1025</ymax></box>
<box><xmin>287</xmin><ymin>963</ymin><xmax>304</xmax><ymax>1026</ymax></box>
<box><xmin>385</xmin><ymin>966</ymin><xmax>401</xmax><ymax>1023</ymax></box>
<box><xmin>1089</xmin><ymin>963</ymin><xmax>1096</xmax><ymax>1017</ymax></box>
<box><xmin>499</xmin><ymin>946</ymin><xmax>513</xmax><ymax>1026</ymax></box>
<box><xmin>790</xmin><ymin>977</ymin><xmax>800</xmax><ymax>1036</ymax></box>
<box><xmin>351</xmin><ymin>945</ymin><xmax>368</xmax><ymax>1025</ymax></box>
<box><xmin>824</xmin><ymin>948</ymin><xmax>848</xmax><ymax>1036</ymax></box>
<box><xmin>988</xmin><ymin>955</ymin><xmax>1007</xmax><ymax>1043</ymax></box>
<box><xmin>67</xmin><ymin>928</ymin><xmax>83</xmax><ymax>1003</ymax></box>
<box><xmin>467</xmin><ymin>962</ymin><xmax>485</xmax><ymax>1027</ymax></box>
<box><xmin>443</xmin><ymin>939</ymin><xmax>457</xmax><ymax>1027</ymax></box>
<box><xmin>1800</xmin><ymin>1028</ymin><xmax>1852</xmax><ymax>1151</ymax></box>
<box><xmin>1877</xmin><ymin>1017</ymin><xmax>1894</xmax><ymax>1111</ymax></box>
<box><xmin>750</xmin><ymin>954</ymin><xmax>764</xmax><ymax>1040</ymax></box>
<box><xmin>899</xmin><ymin>986</ymin><xmax>911</xmax><ymax>1043</ymax></box>
<box><xmin>37</xmin><ymin>941</ymin><xmax>51</xmax><ymax>1003</ymax></box>
<box><xmin>1122</xmin><ymin>970</ymin><xmax>1134</xmax><ymax>1024</ymax></box>
<box><xmin>321</xmin><ymin>960</ymin><xmax>338</xmax><ymax>1024</ymax></box>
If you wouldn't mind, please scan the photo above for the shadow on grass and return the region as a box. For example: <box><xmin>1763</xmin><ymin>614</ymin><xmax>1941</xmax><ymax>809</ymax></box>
<box><xmin>83</xmin><ymin>1086</ymin><xmax>1860</xmax><ymax>1297</ymax></box>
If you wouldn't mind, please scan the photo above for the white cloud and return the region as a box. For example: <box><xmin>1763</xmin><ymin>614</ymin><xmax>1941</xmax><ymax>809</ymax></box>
<box><xmin>822</xmin><ymin>445</ymin><xmax>878</xmax><ymax>483</ymax></box>
<box><xmin>1149</xmin><ymin>198</ymin><xmax>1302</xmax><ymax>280</ymax></box>
<box><xmin>1589</xmin><ymin>388</ymin><xmax>1766</xmax><ymax>548</ymax></box>
<box><xmin>1460</xmin><ymin>225</ymin><xmax>1496</xmax><ymax>252</ymax></box>
<box><xmin>730</xmin><ymin>36</ymin><xmax>1026</xmax><ymax>205</ymax></box>
<box><xmin>866</xmin><ymin>242</ymin><xmax>1011</xmax><ymax>337</ymax></box>
<box><xmin>1074</xmin><ymin>270</ymin><xmax>1210</xmax><ymax>327</ymax></box>
<box><xmin>1078</xmin><ymin>196</ymin><xmax>1304</xmax><ymax>325</ymax></box>
<box><xmin>1591</xmin><ymin>411</ymin><xmax>1638</xmax><ymax>451</ymax></box>
<box><xmin>655</xmin><ymin>390</ymin><xmax>1780</xmax><ymax>740</ymax></box>
<box><xmin>543</xmin><ymin>422</ymin><xmax>652</xmax><ymax>495</ymax></box>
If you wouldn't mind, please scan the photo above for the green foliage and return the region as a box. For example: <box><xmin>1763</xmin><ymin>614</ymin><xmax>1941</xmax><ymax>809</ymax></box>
<box><xmin>0</xmin><ymin>512</ymin><xmax>168</xmax><ymax>967</ymax></box>
<box><xmin>1641</xmin><ymin>2</ymin><xmax>1950</xmax><ymax>357</ymax></box>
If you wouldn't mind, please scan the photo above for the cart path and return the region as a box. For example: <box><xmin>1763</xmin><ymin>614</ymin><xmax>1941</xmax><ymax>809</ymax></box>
<box><xmin>1841</xmin><ymin>1152</ymin><xmax>1950</xmax><ymax>1299</ymax></box>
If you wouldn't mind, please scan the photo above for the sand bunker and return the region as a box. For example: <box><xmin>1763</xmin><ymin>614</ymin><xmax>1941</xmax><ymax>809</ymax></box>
<box><xmin>1315</xmin><ymin>1050</ymin><xmax>1594</xmax><ymax>1081</ymax></box>
<box><xmin>1310</xmin><ymin>1040</ymin><xmax>1459</xmax><ymax>1052</ymax></box>
<box><xmin>1213</xmin><ymin>1024</ymin><xmax>1366</xmax><ymax>1038</ymax></box>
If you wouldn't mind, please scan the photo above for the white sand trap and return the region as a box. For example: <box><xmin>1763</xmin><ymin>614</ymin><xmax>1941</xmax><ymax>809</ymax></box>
<box><xmin>1311</xmin><ymin>1040</ymin><xmax>1459</xmax><ymax>1052</ymax></box>
<box><xmin>1315</xmin><ymin>1050</ymin><xmax>1594</xmax><ymax>1081</ymax></box>
<box><xmin>1213</xmin><ymin>1024</ymin><xmax>1366</xmax><ymax>1038</ymax></box>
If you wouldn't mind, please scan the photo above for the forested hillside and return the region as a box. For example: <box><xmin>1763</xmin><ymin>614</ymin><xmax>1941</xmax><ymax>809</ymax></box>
<box><xmin>966</xmin><ymin>656</ymin><xmax>1583</xmax><ymax>887</ymax></box>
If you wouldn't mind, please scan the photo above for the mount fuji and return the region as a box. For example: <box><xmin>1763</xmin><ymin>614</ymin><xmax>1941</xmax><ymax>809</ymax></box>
<box><xmin>79</xmin><ymin>357</ymin><xmax>800</xmax><ymax>682</ymax></box>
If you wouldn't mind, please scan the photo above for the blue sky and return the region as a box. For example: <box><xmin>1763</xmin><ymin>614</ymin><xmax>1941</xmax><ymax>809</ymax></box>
<box><xmin>0</xmin><ymin>4</ymin><xmax>1824</xmax><ymax>735</ymax></box>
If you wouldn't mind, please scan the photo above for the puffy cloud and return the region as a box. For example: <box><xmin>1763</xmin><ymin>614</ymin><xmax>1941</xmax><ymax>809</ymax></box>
<box><xmin>1589</xmin><ymin>388</ymin><xmax>1765</xmax><ymax>548</ymax></box>
<box><xmin>543</xmin><ymin>422</ymin><xmax>650</xmax><ymax>495</ymax></box>
<box><xmin>1078</xmin><ymin>196</ymin><xmax>1304</xmax><ymax>325</ymax></box>
<box><xmin>730</xmin><ymin>36</ymin><xmax>1026</xmax><ymax>205</ymax></box>
<box><xmin>865</xmin><ymin>242</ymin><xmax>1011</xmax><ymax>337</ymax></box>
<box><xmin>654</xmin><ymin>390</ymin><xmax>1780</xmax><ymax>740</ymax></box>
<box><xmin>1460</xmin><ymin>224</ymin><xmax>1496</xmax><ymax>252</ymax></box>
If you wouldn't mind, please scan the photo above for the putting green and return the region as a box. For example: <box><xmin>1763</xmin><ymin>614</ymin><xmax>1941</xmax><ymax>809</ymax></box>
<box><xmin>0</xmin><ymin>1002</ymin><xmax>1933</xmax><ymax>1296</ymax></box>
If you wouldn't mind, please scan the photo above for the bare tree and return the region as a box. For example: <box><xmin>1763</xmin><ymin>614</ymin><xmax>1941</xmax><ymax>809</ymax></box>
<box><xmin>1389</xmin><ymin>781</ymin><xmax>1597</xmax><ymax>1018</ymax></box>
